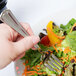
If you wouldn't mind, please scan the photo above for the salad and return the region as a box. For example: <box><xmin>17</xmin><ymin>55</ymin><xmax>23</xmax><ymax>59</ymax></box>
<box><xmin>21</xmin><ymin>18</ymin><xmax>76</xmax><ymax>76</ymax></box>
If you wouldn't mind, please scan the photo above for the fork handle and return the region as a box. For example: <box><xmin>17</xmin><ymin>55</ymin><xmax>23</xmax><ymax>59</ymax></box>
<box><xmin>0</xmin><ymin>9</ymin><xmax>29</xmax><ymax>37</ymax></box>
<box><xmin>0</xmin><ymin>9</ymin><xmax>40</xmax><ymax>49</ymax></box>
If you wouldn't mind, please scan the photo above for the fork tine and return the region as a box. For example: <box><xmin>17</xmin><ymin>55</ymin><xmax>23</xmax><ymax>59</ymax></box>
<box><xmin>51</xmin><ymin>54</ymin><xmax>63</xmax><ymax>67</ymax></box>
<box><xmin>44</xmin><ymin>63</ymin><xmax>56</xmax><ymax>72</ymax></box>
<box><xmin>43</xmin><ymin>52</ymin><xmax>63</xmax><ymax>74</ymax></box>
<box><xmin>48</xmin><ymin>60</ymin><xmax>59</xmax><ymax>70</ymax></box>
<box><xmin>49</xmin><ymin>57</ymin><xmax>62</xmax><ymax>69</ymax></box>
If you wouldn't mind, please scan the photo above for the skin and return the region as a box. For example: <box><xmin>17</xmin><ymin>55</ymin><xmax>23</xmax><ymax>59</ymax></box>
<box><xmin>0</xmin><ymin>23</ymin><xmax>40</xmax><ymax>69</ymax></box>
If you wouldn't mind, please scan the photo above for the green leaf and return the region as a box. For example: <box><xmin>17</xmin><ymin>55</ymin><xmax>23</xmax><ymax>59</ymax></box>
<box><xmin>21</xmin><ymin>49</ymin><xmax>41</xmax><ymax>67</ymax></box>
<box><xmin>39</xmin><ymin>43</ymin><xmax>54</xmax><ymax>51</ymax></box>
<box><xmin>60</xmin><ymin>18</ymin><xmax>76</xmax><ymax>34</ymax></box>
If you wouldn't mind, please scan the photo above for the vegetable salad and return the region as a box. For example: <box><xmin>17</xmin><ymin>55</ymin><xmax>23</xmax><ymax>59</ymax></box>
<box><xmin>22</xmin><ymin>18</ymin><xmax>76</xmax><ymax>76</ymax></box>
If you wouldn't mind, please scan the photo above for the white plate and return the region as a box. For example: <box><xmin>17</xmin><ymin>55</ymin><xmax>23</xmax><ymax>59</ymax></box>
<box><xmin>15</xmin><ymin>9</ymin><xmax>76</xmax><ymax>76</ymax></box>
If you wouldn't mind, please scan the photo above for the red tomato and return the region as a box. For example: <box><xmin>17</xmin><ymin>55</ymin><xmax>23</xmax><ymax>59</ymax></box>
<box><xmin>40</xmin><ymin>35</ymin><xmax>50</xmax><ymax>46</ymax></box>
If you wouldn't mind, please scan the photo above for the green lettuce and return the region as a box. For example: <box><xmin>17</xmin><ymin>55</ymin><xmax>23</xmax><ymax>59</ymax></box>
<box><xmin>62</xmin><ymin>31</ymin><xmax>76</xmax><ymax>52</ymax></box>
<box><xmin>60</xmin><ymin>18</ymin><xmax>76</xmax><ymax>34</ymax></box>
<box><xmin>61</xmin><ymin>31</ymin><xmax>76</xmax><ymax>59</ymax></box>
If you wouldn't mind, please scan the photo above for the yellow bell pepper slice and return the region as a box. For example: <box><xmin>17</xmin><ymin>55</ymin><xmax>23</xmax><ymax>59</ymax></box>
<box><xmin>46</xmin><ymin>21</ymin><xmax>61</xmax><ymax>45</ymax></box>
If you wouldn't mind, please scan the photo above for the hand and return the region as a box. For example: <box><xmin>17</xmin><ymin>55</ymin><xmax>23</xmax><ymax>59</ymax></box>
<box><xmin>0</xmin><ymin>23</ymin><xmax>40</xmax><ymax>69</ymax></box>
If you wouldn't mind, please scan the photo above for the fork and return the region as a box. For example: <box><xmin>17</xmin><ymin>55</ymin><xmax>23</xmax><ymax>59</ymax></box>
<box><xmin>0</xmin><ymin>9</ymin><xmax>63</xmax><ymax>74</ymax></box>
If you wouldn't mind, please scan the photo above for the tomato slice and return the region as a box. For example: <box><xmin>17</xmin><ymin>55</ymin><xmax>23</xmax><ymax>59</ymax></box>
<box><xmin>40</xmin><ymin>35</ymin><xmax>50</xmax><ymax>46</ymax></box>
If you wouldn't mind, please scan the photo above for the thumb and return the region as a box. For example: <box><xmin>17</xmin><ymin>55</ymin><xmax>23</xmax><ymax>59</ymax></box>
<box><xmin>14</xmin><ymin>36</ymin><xmax>40</xmax><ymax>55</ymax></box>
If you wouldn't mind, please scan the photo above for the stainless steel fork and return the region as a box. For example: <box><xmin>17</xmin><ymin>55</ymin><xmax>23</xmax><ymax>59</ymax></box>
<box><xmin>0</xmin><ymin>9</ymin><xmax>63</xmax><ymax>74</ymax></box>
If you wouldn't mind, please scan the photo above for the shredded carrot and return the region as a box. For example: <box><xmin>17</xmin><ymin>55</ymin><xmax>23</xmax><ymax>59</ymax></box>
<box><xmin>24</xmin><ymin>66</ymin><xmax>27</xmax><ymax>76</ymax></box>
<box><xmin>40</xmin><ymin>62</ymin><xmax>43</xmax><ymax>65</ymax></box>
<box><xmin>60</xmin><ymin>57</ymin><xmax>64</xmax><ymax>60</ymax></box>
<box><xmin>62</xmin><ymin>61</ymin><xmax>65</xmax><ymax>64</ymax></box>
<box><xmin>64</xmin><ymin>67</ymin><xmax>66</xmax><ymax>70</ymax></box>
<box><xmin>36</xmin><ymin>66</ymin><xmax>41</xmax><ymax>71</ymax></box>
<box><xmin>57</xmin><ymin>36</ymin><xmax>65</xmax><ymax>39</ymax></box>
<box><xmin>74</xmin><ymin>56</ymin><xmax>76</xmax><ymax>62</ymax></box>
<box><xmin>52</xmin><ymin>45</ymin><xmax>58</xmax><ymax>52</ymax></box>
<box><xmin>59</xmin><ymin>48</ymin><xmax>63</xmax><ymax>51</ymax></box>
<box><xmin>64</xmin><ymin>47</ymin><xmax>71</xmax><ymax>54</ymax></box>
<box><xmin>23</xmin><ymin>63</ymin><xmax>25</xmax><ymax>65</ymax></box>
<box><xmin>22</xmin><ymin>73</ymin><xmax>25</xmax><ymax>76</ymax></box>
<box><xmin>26</xmin><ymin>70</ymin><xmax>46</xmax><ymax>75</ymax></box>
<box><xmin>26</xmin><ymin>71</ymin><xmax>37</xmax><ymax>74</ymax></box>
<box><xmin>70</xmin><ymin>68</ymin><xmax>72</xmax><ymax>71</ymax></box>
<box><xmin>70</xmin><ymin>56</ymin><xmax>76</xmax><ymax>63</ymax></box>
<box><xmin>46</xmin><ymin>51</ymin><xmax>49</xmax><ymax>54</ymax></box>
<box><xmin>62</xmin><ymin>71</ymin><xmax>65</xmax><ymax>74</ymax></box>
<box><xmin>22</xmin><ymin>60</ymin><xmax>46</xmax><ymax>76</ymax></box>
<box><xmin>22</xmin><ymin>60</ymin><xmax>29</xmax><ymax>76</ymax></box>
<box><xmin>65</xmin><ymin>56</ymin><xmax>69</xmax><ymax>61</ymax></box>
<box><xmin>27</xmin><ymin>73</ymin><xmax>34</xmax><ymax>75</ymax></box>
<box><xmin>56</xmin><ymin>40</ymin><xmax>63</xmax><ymax>44</ymax></box>
<box><xmin>26</xmin><ymin>60</ymin><xmax>28</xmax><ymax>64</ymax></box>
<box><xmin>37</xmin><ymin>72</ymin><xmax>46</xmax><ymax>75</ymax></box>
<box><xmin>36</xmin><ymin>65</ymin><xmax>41</xmax><ymax>68</ymax></box>
<box><xmin>33</xmin><ymin>67</ymin><xmax>40</xmax><ymax>71</ymax></box>
<box><xmin>47</xmin><ymin>27</ymin><xmax>65</xmax><ymax>40</ymax></box>
<box><xmin>56</xmin><ymin>43</ymin><xmax>62</xmax><ymax>47</ymax></box>
<box><xmin>27</xmin><ymin>72</ymin><xmax>46</xmax><ymax>76</ymax></box>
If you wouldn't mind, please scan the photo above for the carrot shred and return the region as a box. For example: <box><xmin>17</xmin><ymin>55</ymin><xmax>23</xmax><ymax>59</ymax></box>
<box><xmin>36</xmin><ymin>65</ymin><xmax>40</xmax><ymax>67</ymax></box>
<box><xmin>60</xmin><ymin>57</ymin><xmax>64</xmax><ymax>60</ymax></box>
<box><xmin>64</xmin><ymin>47</ymin><xmax>71</xmax><ymax>54</ymax></box>
<box><xmin>65</xmin><ymin>56</ymin><xmax>69</xmax><ymax>61</ymax></box>
<box><xmin>56</xmin><ymin>43</ymin><xmax>62</xmax><ymax>47</ymax></box>
<box><xmin>62</xmin><ymin>61</ymin><xmax>65</xmax><ymax>64</ymax></box>
<box><xmin>70</xmin><ymin>56</ymin><xmax>76</xmax><ymax>63</ymax></box>
<box><xmin>37</xmin><ymin>72</ymin><xmax>46</xmax><ymax>75</ymax></box>
<box><xmin>40</xmin><ymin>62</ymin><xmax>43</xmax><ymax>65</ymax></box>
<box><xmin>46</xmin><ymin>52</ymin><xmax>49</xmax><ymax>54</ymax></box>
<box><xmin>59</xmin><ymin>48</ymin><xmax>63</xmax><ymax>51</ymax></box>
<box><xmin>62</xmin><ymin>71</ymin><xmax>65</xmax><ymax>74</ymax></box>
<box><xmin>24</xmin><ymin>66</ymin><xmax>27</xmax><ymax>76</ymax></box>
<box><xmin>33</xmin><ymin>67</ymin><xmax>40</xmax><ymax>71</ymax></box>
<box><xmin>23</xmin><ymin>63</ymin><xmax>25</xmax><ymax>65</ymax></box>
<box><xmin>22</xmin><ymin>60</ymin><xmax>29</xmax><ymax>76</ymax></box>
<box><xmin>26</xmin><ymin>60</ymin><xmax>28</xmax><ymax>64</ymax></box>
<box><xmin>26</xmin><ymin>71</ymin><xmax>37</xmax><ymax>74</ymax></box>
<box><xmin>27</xmin><ymin>73</ymin><xmax>34</xmax><ymax>75</ymax></box>
<box><xmin>52</xmin><ymin>45</ymin><xmax>58</xmax><ymax>53</ymax></box>
<box><xmin>22</xmin><ymin>60</ymin><xmax>46</xmax><ymax>76</ymax></box>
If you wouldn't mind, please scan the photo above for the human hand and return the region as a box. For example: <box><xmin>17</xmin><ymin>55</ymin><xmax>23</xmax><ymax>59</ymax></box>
<box><xmin>0</xmin><ymin>23</ymin><xmax>40</xmax><ymax>69</ymax></box>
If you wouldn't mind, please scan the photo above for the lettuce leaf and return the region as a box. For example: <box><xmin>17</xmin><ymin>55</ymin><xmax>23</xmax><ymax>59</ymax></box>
<box><xmin>62</xmin><ymin>31</ymin><xmax>76</xmax><ymax>52</ymax></box>
<box><xmin>60</xmin><ymin>18</ymin><xmax>76</xmax><ymax>34</ymax></box>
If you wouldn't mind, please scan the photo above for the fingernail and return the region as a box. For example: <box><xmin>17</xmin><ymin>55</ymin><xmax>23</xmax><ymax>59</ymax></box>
<box><xmin>32</xmin><ymin>36</ymin><xmax>40</xmax><ymax>44</ymax></box>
